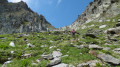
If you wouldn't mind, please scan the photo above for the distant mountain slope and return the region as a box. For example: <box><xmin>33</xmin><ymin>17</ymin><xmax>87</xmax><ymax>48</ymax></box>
<box><xmin>60</xmin><ymin>0</ymin><xmax>120</xmax><ymax>30</ymax></box>
<box><xmin>0</xmin><ymin>0</ymin><xmax>55</xmax><ymax>34</ymax></box>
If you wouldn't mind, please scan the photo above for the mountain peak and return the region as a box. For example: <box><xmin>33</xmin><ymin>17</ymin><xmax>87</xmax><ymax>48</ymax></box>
<box><xmin>0</xmin><ymin>1</ymin><xmax>55</xmax><ymax>34</ymax></box>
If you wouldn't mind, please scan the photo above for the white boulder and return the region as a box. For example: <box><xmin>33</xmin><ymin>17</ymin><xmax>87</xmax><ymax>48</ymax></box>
<box><xmin>9</xmin><ymin>42</ymin><xmax>15</xmax><ymax>47</ymax></box>
<box><xmin>99</xmin><ymin>25</ymin><xmax>107</xmax><ymax>29</ymax></box>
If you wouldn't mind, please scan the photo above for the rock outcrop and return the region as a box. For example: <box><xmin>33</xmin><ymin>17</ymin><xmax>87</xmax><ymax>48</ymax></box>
<box><xmin>0</xmin><ymin>0</ymin><xmax>54</xmax><ymax>34</ymax></box>
<box><xmin>61</xmin><ymin>0</ymin><xmax>120</xmax><ymax>30</ymax></box>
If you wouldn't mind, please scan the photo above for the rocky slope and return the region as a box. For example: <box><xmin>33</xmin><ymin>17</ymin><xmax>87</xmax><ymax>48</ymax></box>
<box><xmin>60</xmin><ymin>0</ymin><xmax>120</xmax><ymax>30</ymax></box>
<box><xmin>0</xmin><ymin>0</ymin><xmax>54</xmax><ymax>34</ymax></box>
<box><xmin>1</xmin><ymin>0</ymin><xmax>120</xmax><ymax>67</ymax></box>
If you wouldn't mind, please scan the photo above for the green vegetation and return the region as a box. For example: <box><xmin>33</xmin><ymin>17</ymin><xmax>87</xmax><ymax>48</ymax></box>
<box><xmin>0</xmin><ymin>31</ymin><xmax>97</xmax><ymax>67</ymax></box>
<box><xmin>0</xmin><ymin>11</ymin><xmax>120</xmax><ymax>67</ymax></box>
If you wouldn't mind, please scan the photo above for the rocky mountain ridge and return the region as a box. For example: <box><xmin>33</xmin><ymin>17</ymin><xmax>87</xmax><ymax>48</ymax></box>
<box><xmin>60</xmin><ymin>0</ymin><xmax>120</xmax><ymax>30</ymax></box>
<box><xmin>0</xmin><ymin>0</ymin><xmax>54</xmax><ymax>34</ymax></box>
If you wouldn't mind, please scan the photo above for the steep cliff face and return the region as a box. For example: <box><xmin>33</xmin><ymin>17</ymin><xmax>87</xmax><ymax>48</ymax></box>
<box><xmin>65</xmin><ymin>0</ymin><xmax>120</xmax><ymax>30</ymax></box>
<box><xmin>0</xmin><ymin>0</ymin><xmax>54</xmax><ymax>34</ymax></box>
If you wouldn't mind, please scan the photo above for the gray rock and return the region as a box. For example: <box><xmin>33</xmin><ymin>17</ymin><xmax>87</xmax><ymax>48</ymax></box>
<box><xmin>75</xmin><ymin>45</ymin><xmax>88</xmax><ymax>49</ymax></box>
<box><xmin>22</xmin><ymin>53</ymin><xmax>32</xmax><ymax>58</ymax></box>
<box><xmin>41</xmin><ymin>45</ymin><xmax>48</xmax><ymax>47</ymax></box>
<box><xmin>85</xmin><ymin>29</ymin><xmax>103</xmax><ymax>38</ymax></box>
<box><xmin>105</xmin><ymin>27</ymin><xmax>120</xmax><ymax>34</ymax></box>
<box><xmin>52</xmin><ymin>51</ymin><xmax>62</xmax><ymax>58</ymax></box>
<box><xmin>116</xmin><ymin>23</ymin><xmax>120</xmax><ymax>27</ymax></box>
<box><xmin>89</xmin><ymin>44</ymin><xmax>103</xmax><ymax>50</ymax></box>
<box><xmin>85</xmin><ymin>33</ymin><xmax>97</xmax><ymax>38</ymax></box>
<box><xmin>49</xmin><ymin>46</ymin><xmax>56</xmax><ymax>49</ymax></box>
<box><xmin>0</xmin><ymin>1</ymin><xmax>54</xmax><ymax>34</ymax></box>
<box><xmin>36</xmin><ymin>58</ymin><xmax>44</xmax><ymax>63</ymax></box>
<box><xmin>97</xmin><ymin>52</ymin><xmax>120</xmax><ymax>65</ymax></box>
<box><xmin>41</xmin><ymin>54</ymin><xmax>54</xmax><ymax>60</ymax></box>
<box><xmin>77</xmin><ymin>60</ymin><xmax>102</xmax><ymax>67</ymax></box>
<box><xmin>10</xmin><ymin>51</ymin><xmax>14</xmax><ymax>54</ymax></box>
<box><xmin>52</xmin><ymin>63</ymin><xmax>68</xmax><ymax>67</ymax></box>
<box><xmin>106</xmin><ymin>19</ymin><xmax>110</xmax><ymax>22</ymax></box>
<box><xmin>9</xmin><ymin>42</ymin><xmax>15</xmax><ymax>47</ymax></box>
<box><xmin>113</xmin><ymin>19</ymin><xmax>116</xmax><ymax>22</ymax></box>
<box><xmin>60</xmin><ymin>0</ymin><xmax>120</xmax><ymax>31</ymax></box>
<box><xmin>113</xmin><ymin>48</ymin><xmax>120</xmax><ymax>51</ymax></box>
<box><xmin>62</xmin><ymin>55</ymin><xmax>69</xmax><ymax>58</ymax></box>
<box><xmin>118</xmin><ymin>19</ymin><xmax>120</xmax><ymax>22</ymax></box>
<box><xmin>47</xmin><ymin>58</ymin><xmax>61</xmax><ymax>67</ymax></box>
<box><xmin>113</xmin><ymin>48</ymin><xmax>120</xmax><ymax>54</ymax></box>
<box><xmin>52</xmin><ymin>63</ymin><xmax>75</xmax><ymax>67</ymax></box>
<box><xmin>27</xmin><ymin>43</ymin><xmax>35</xmax><ymax>48</ymax></box>
<box><xmin>0</xmin><ymin>37</ymin><xmax>6</xmax><ymax>39</ymax></box>
<box><xmin>103</xmin><ymin>47</ymin><xmax>110</xmax><ymax>51</ymax></box>
<box><xmin>2</xmin><ymin>61</ymin><xmax>12</xmax><ymax>67</ymax></box>
<box><xmin>99</xmin><ymin>25</ymin><xmax>107</xmax><ymax>29</ymax></box>
<box><xmin>32</xmin><ymin>63</ymin><xmax>37</xmax><ymax>66</ymax></box>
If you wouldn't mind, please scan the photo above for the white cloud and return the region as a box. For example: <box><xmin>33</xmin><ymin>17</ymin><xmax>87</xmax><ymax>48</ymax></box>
<box><xmin>57</xmin><ymin>0</ymin><xmax>62</xmax><ymax>5</ymax></box>
<box><xmin>8</xmin><ymin>0</ymin><xmax>29</xmax><ymax>3</ymax></box>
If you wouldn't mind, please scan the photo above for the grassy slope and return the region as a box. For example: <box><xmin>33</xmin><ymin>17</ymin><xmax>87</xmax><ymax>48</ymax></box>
<box><xmin>0</xmin><ymin>14</ymin><xmax>120</xmax><ymax>67</ymax></box>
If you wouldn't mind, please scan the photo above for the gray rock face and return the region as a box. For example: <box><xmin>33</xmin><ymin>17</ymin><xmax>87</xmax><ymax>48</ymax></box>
<box><xmin>61</xmin><ymin>0</ymin><xmax>120</xmax><ymax>30</ymax></box>
<box><xmin>0</xmin><ymin>1</ymin><xmax>54</xmax><ymax>34</ymax></box>
<box><xmin>85</xmin><ymin>29</ymin><xmax>103</xmax><ymax>38</ymax></box>
<box><xmin>97</xmin><ymin>52</ymin><xmax>120</xmax><ymax>65</ymax></box>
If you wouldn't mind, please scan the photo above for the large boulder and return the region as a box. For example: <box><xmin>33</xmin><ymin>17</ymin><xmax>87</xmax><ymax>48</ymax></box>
<box><xmin>52</xmin><ymin>51</ymin><xmax>62</xmax><ymax>58</ymax></box>
<box><xmin>85</xmin><ymin>29</ymin><xmax>103</xmax><ymax>38</ymax></box>
<box><xmin>105</xmin><ymin>27</ymin><xmax>120</xmax><ymax>34</ymax></box>
<box><xmin>97</xmin><ymin>52</ymin><xmax>120</xmax><ymax>65</ymax></box>
<box><xmin>85</xmin><ymin>33</ymin><xmax>97</xmax><ymax>38</ymax></box>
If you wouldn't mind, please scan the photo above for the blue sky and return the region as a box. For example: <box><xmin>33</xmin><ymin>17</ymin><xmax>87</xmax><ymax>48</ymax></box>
<box><xmin>8</xmin><ymin>0</ymin><xmax>93</xmax><ymax>28</ymax></box>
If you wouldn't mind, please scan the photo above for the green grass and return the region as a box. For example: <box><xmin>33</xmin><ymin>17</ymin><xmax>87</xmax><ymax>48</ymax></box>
<box><xmin>1</xmin><ymin>14</ymin><xmax>120</xmax><ymax>67</ymax></box>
